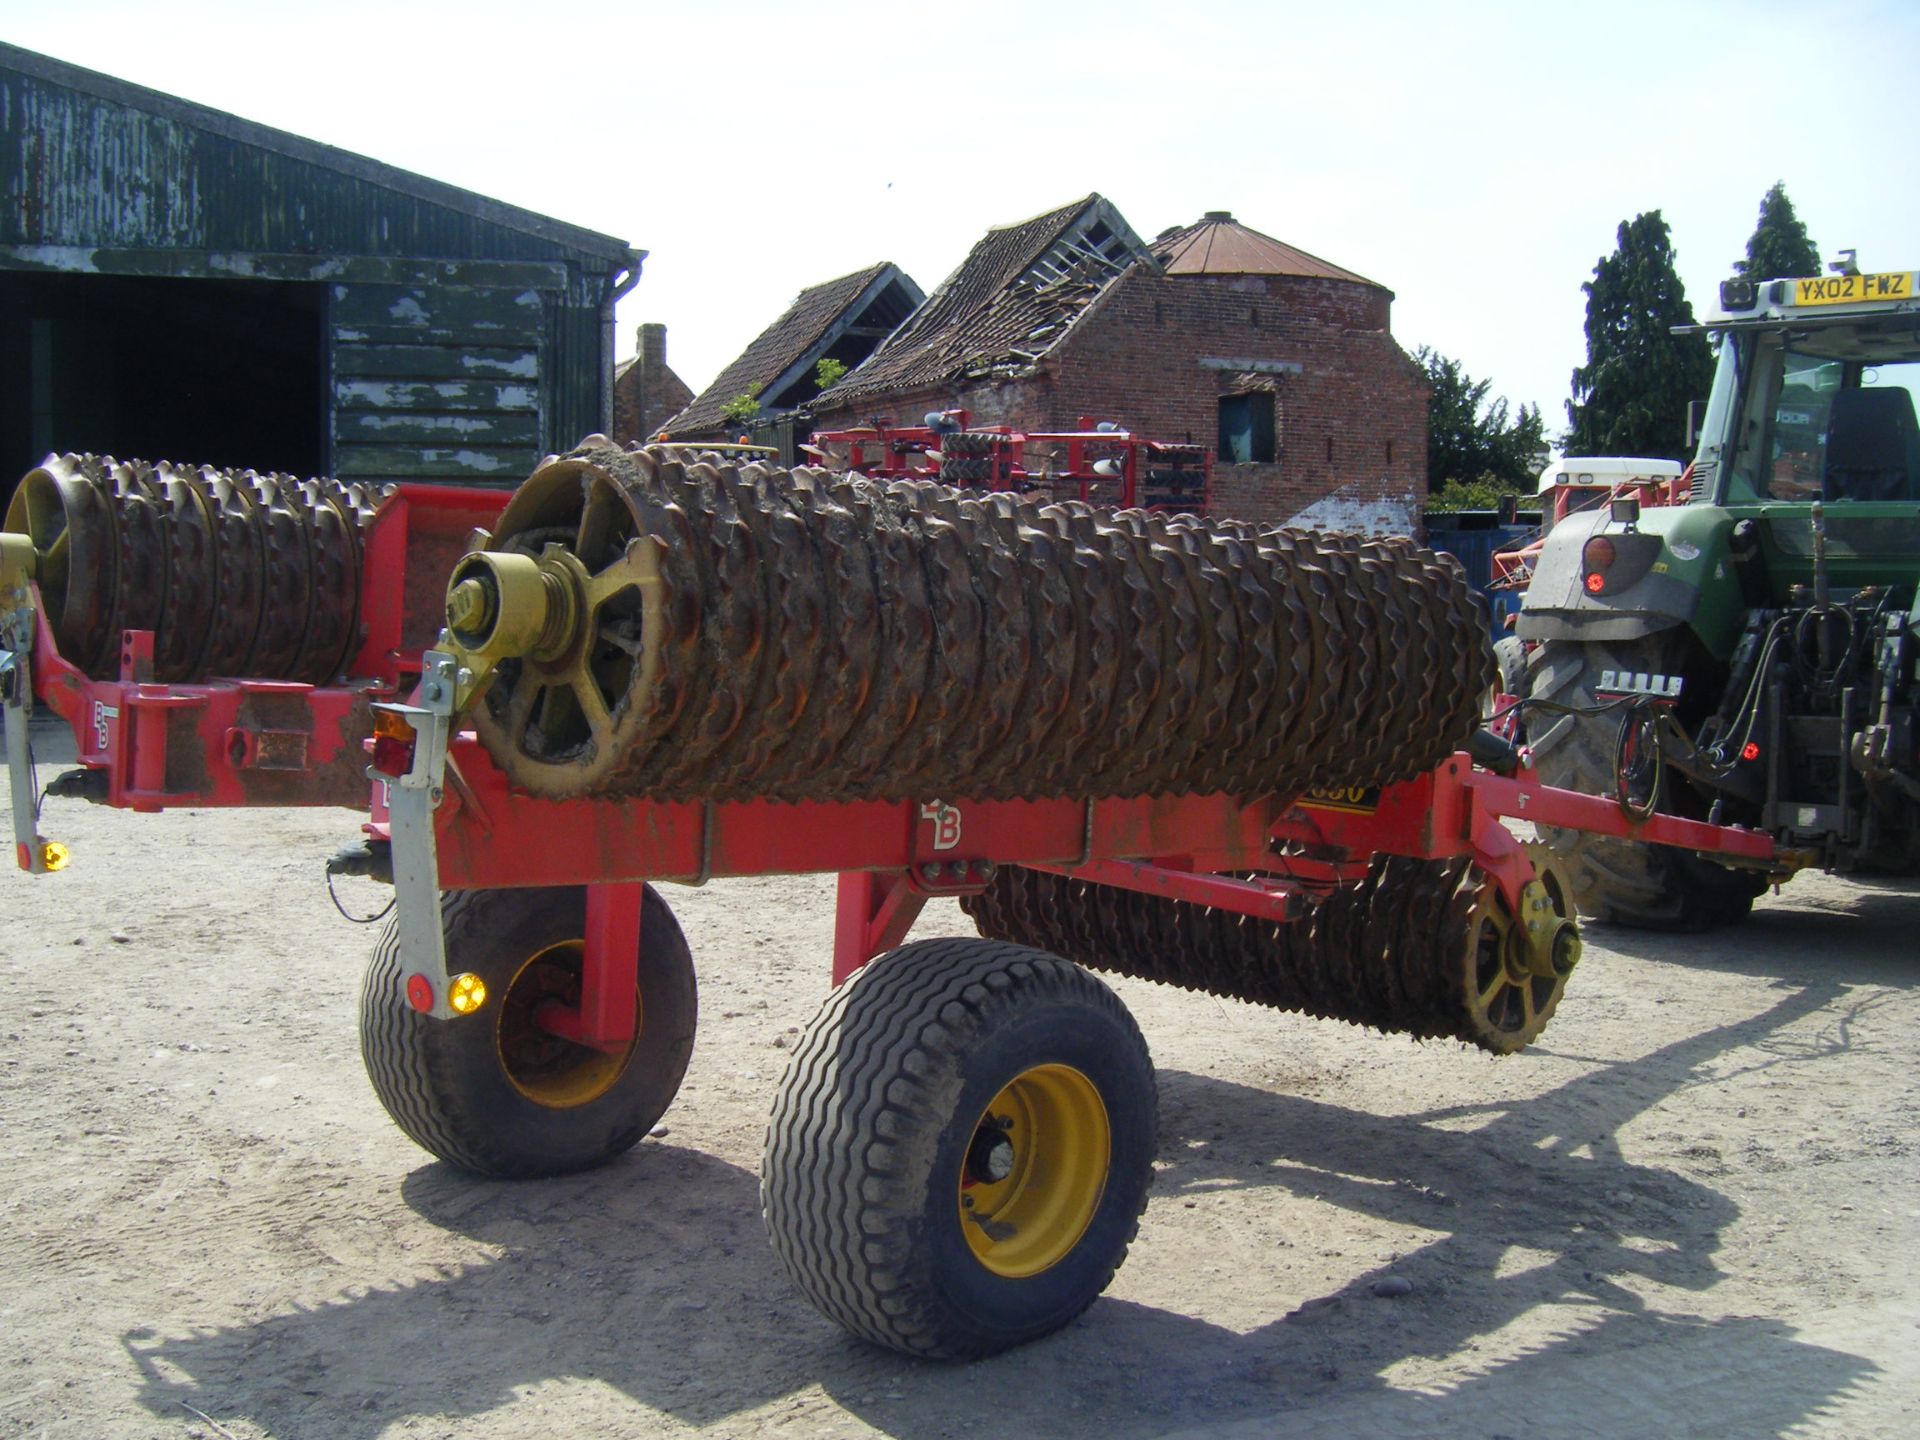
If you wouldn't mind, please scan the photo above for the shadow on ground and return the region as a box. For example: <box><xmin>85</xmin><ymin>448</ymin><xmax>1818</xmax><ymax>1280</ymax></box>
<box><xmin>125</xmin><ymin>961</ymin><xmax>1882</xmax><ymax>1438</ymax></box>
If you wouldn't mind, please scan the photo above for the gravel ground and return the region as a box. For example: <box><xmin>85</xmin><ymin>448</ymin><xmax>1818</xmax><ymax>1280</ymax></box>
<box><xmin>1</xmin><ymin>716</ymin><xmax>1915</xmax><ymax>1439</ymax></box>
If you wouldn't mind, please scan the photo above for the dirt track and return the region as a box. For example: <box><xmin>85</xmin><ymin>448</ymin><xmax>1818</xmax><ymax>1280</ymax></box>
<box><xmin>1</xmin><ymin>715</ymin><xmax>1916</xmax><ymax>1439</ymax></box>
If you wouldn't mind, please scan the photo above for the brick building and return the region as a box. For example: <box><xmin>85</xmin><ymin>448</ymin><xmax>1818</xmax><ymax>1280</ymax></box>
<box><xmin>809</xmin><ymin>196</ymin><xmax>1428</xmax><ymax>531</ymax></box>
<box><xmin>664</xmin><ymin>262</ymin><xmax>922</xmax><ymax>441</ymax></box>
<box><xmin>611</xmin><ymin>322</ymin><xmax>693</xmax><ymax>445</ymax></box>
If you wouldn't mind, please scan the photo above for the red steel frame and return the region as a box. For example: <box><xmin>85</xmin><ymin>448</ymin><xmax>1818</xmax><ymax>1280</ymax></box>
<box><xmin>16</xmin><ymin>478</ymin><xmax>1783</xmax><ymax>1057</ymax></box>
<box><xmin>22</xmin><ymin>484</ymin><xmax>507</xmax><ymax>812</ymax></box>
<box><xmin>359</xmin><ymin>732</ymin><xmax>1781</xmax><ymax>1049</ymax></box>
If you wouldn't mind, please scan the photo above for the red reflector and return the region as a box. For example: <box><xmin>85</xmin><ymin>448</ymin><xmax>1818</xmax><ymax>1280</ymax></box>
<box><xmin>370</xmin><ymin>733</ymin><xmax>417</xmax><ymax>778</ymax></box>
<box><xmin>1741</xmin><ymin>741</ymin><xmax>1760</xmax><ymax>761</ymax></box>
<box><xmin>1585</xmin><ymin>573</ymin><xmax>1606</xmax><ymax>593</ymax></box>
<box><xmin>370</xmin><ymin>708</ymin><xmax>418</xmax><ymax>779</ymax></box>
<box><xmin>15</xmin><ymin>842</ymin><xmax>29</xmax><ymax>872</ymax></box>
<box><xmin>406</xmin><ymin>974</ymin><xmax>434</xmax><ymax>1012</ymax></box>
<box><xmin>1583</xmin><ymin>536</ymin><xmax>1617</xmax><ymax>571</ymax></box>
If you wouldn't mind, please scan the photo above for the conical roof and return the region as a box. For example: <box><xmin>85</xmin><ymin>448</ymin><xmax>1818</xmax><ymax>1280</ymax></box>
<box><xmin>1152</xmin><ymin>211</ymin><xmax>1380</xmax><ymax>287</ymax></box>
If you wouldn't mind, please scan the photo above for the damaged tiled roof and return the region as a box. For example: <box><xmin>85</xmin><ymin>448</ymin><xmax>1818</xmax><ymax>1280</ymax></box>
<box><xmin>1152</xmin><ymin>211</ymin><xmax>1381</xmax><ymax>287</ymax></box>
<box><xmin>819</xmin><ymin>195</ymin><xmax>1150</xmax><ymax>408</ymax></box>
<box><xmin>667</xmin><ymin>262</ymin><xmax>912</xmax><ymax>434</ymax></box>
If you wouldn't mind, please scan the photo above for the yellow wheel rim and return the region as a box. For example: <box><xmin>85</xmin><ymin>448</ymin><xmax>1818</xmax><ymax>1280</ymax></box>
<box><xmin>1460</xmin><ymin>851</ymin><xmax>1576</xmax><ymax>1052</ymax></box>
<box><xmin>495</xmin><ymin>941</ymin><xmax>640</xmax><ymax>1108</ymax></box>
<box><xmin>959</xmin><ymin>1064</ymin><xmax>1110</xmax><ymax>1279</ymax></box>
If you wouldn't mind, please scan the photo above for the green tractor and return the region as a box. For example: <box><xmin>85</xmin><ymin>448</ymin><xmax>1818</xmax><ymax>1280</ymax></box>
<box><xmin>1519</xmin><ymin>261</ymin><xmax>1920</xmax><ymax>928</ymax></box>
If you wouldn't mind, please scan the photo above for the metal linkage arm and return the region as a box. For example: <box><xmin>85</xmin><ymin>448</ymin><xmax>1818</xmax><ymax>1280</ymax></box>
<box><xmin>378</xmin><ymin>653</ymin><xmax>458</xmax><ymax>1019</ymax></box>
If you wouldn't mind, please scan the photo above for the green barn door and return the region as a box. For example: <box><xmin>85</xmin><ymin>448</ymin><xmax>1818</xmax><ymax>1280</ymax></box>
<box><xmin>329</xmin><ymin>281</ymin><xmax>548</xmax><ymax>486</ymax></box>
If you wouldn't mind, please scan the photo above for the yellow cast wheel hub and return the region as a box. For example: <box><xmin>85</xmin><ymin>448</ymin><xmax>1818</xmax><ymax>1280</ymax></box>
<box><xmin>959</xmin><ymin>1064</ymin><xmax>1110</xmax><ymax>1278</ymax></box>
<box><xmin>1458</xmin><ymin>849</ymin><xmax>1579</xmax><ymax>1053</ymax></box>
<box><xmin>495</xmin><ymin>940</ymin><xmax>640</xmax><ymax>1108</ymax></box>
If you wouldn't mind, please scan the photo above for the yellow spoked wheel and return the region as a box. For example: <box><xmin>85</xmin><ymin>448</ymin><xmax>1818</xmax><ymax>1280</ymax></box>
<box><xmin>496</xmin><ymin>940</ymin><xmax>638</xmax><ymax>1109</ymax></box>
<box><xmin>359</xmin><ymin>885</ymin><xmax>697</xmax><ymax>1178</ymax></box>
<box><xmin>1457</xmin><ymin>850</ymin><xmax>1581</xmax><ymax>1054</ymax></box>
<box><xmin>763</xmin><ymin>939</ymin><xmax>1156</xmax><ymax>1359</ymax></box>
<box><xmin>453</xmin><ymin>453</ymin><xmax>674</xmax><ymax>799</ymax></box>
<box><xmin>960</xmin><ymin>1064</ymin><xmax>1111</xmax><ymax>1278</ymax></box>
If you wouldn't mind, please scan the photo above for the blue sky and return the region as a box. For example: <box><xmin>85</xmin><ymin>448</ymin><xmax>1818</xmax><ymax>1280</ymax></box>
<box><xmin>7</xmin><ymin>0</ymin><xmax>1917</xmax><ymax>439</ymax></box>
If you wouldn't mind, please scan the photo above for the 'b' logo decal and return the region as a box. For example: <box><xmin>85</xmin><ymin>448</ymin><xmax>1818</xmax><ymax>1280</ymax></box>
<box><xmin>919</xmin><ymin>801</ymin><xmax>962</xmax><ymax>852</ymax></box>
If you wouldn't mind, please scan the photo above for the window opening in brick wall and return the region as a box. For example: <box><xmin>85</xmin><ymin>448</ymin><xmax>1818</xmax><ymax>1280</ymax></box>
<box><xmin>1217</xmin><ymin>393</ymin><xmax>1275</xmax><ymax>464</ymax></box>
<box><xmin>1326</xmin><ymin>436</ymin><xmax>1334</xmax><ymax>463</ymax></box>
<box><xmin>1249</xmin><ymin>306</ymin><xmax>1259</xmax><ymax>327</ymax></box>
<box><xmin>1386</xmin><ymin>439</ymin><xmax>1393</xmax><ymax>464</ymax></box>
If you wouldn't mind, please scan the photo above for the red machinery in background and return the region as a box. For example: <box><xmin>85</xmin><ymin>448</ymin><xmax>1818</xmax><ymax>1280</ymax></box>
<box><xmin>807</xmin><ymin>410</ymin><xmax>1212</xmax><ymax>512</ymax></box>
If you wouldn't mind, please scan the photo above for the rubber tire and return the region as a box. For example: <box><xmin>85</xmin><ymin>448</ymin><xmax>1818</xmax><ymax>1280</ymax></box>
<box><xmin>359</xmin><ymin>884</ymin><xmax>697</xmax><ymax>1177</ymax></box>
<box><xmin>1526</xmin><ymin>635</ymin><xmax>1764</xmax><ymax>930</ymax></box>
<box><xmin>1493</xmin><ymin>635</ymin><xmax>1528</xmax><ymax>701</ymax></box>
<box><xmin>1483</xmin><ymin>634</ymin><xmax>1529</xmax><ymax>726</ymax></box>
<box><xmin>762</xmin><ymin>938</ymin><xmax>1156</xmax><ymax>1359</ymax></box>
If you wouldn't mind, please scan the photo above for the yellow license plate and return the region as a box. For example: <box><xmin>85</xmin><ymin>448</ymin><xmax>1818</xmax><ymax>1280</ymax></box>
<box><xmin>1794</xmin><ymin>272</ymin><xmax>1913</xmax><ymax>306</ymax></box>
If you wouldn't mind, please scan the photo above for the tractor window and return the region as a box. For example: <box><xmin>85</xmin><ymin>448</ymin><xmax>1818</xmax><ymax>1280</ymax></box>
<box><xmin>1765</xmin><ymin>352</ymin><xmax>1842</xmax><ymax>499</ymax></box>
<box><xmin>1723</xmin><ymin>325</ymin><xmax>1920</xmax><ymax>503</ymax></box>
<box><xmin>1828</xmin><ymin>360</ymin><xmax>1920</xmax><ymax>500</ymax></box>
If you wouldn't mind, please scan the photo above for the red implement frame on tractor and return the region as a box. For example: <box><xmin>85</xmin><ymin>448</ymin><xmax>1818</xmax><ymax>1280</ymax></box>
<box><xmin>7</xmin><ymin>474</ymin><xmax>1781</xmax><ymax>1013</ymax></box>
<box><xmin>5</xmin><ymin>483</ymin><xmax>1783</xmax><ymax>1039</ymax></box>
<box><xmin>351</xmin><ymin>651</ymin><xmax>1784</xmax><ymax>1039</ymax></box>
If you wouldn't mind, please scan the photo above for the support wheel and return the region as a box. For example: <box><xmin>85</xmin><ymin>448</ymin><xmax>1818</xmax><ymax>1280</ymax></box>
<box><xmin>1456</xmin><ymin>849</ymin><xmax>1579</xmax><ymax>1054</ymax></box>
<box><xmin>359</xmin><ymin>885</ymin><xmax>697</xmax><ymax>1178</ymax></box>
<box><xmin>762</xmin><ymin>938</ymin><xmax>1156</xmax><ymax>1358</ymax></box>
<box><xmin>1525</xmin><ymin>634</ymin><xmax>1765</xmax><ymax>930</ymax></box>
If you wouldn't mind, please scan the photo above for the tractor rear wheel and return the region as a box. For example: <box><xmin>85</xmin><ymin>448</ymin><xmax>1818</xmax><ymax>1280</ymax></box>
<box><xmin>762</xmin><ymin>938</ymin><xmax>1156</xmax><ymax>1358</ymax></box>
<box><xmin>359</xmin><ymin>884</ymin><xmax>697</xmax><ymax>1177</ymax></box>
<box><xmin>1525</xmin><ymin>635</ymin><xmax>1765</xmax><ymax>930</ymax></box>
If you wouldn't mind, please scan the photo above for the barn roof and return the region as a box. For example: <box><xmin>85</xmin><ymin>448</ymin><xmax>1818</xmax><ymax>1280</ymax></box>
<box><xmin>1151</xmin><ymin>211</ymin><xmax>1380</xmax><ymax>288</ymax></box>
<box><xmin>665</xmin><ymin>262</ymin><xmax>923</xmax><ymax>434</ymax></box>
<box><xmin>817</xmin><ymin>194</ymin><xmax>1152</xmax><ymax>408</ymax></box>
<box><xmin>0</xmin><ymin>40</ymin><xmax>635</xmax><ymax>265</ymax></box>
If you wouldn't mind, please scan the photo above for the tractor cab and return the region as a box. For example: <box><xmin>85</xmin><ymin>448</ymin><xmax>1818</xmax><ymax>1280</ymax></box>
<box><xmin>1700</xmin><ymin>273</ymin><xmax>1920</xmax><ymax>510</ymax></box>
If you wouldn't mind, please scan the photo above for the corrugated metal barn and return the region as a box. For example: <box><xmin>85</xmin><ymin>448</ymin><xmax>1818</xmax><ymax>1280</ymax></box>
<box><xmin>0</xmin><ymin>42</ymin><xmax>640</xmax><ymax>509</ymax></box>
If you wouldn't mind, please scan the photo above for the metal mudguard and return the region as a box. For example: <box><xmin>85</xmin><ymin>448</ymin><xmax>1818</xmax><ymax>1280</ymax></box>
<box><xmin>1516</xmin><ymin>507</ymin><xmax>1705</xmax><ymax>644</ymax></box>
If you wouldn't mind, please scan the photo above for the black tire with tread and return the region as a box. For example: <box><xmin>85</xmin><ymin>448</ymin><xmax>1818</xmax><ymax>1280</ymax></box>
<box><xmin>762</xmin><ymin>938</ymin><xmax>1156</xmax><ymax>1359</ymax></box>
<box><xmin>1526</xmin><ymin>635</ymin><xmax>1764</xmax><ymax>930</ymax></box>
<box><xmin>359</xmin><ymin>884</ymin><xmax>697</xmax><ymax>1177</ymax></box>
<box><xmin>1493</xmin><ymin>634</ymin><xmax>1528</xmax><ymax>702</ymax></box>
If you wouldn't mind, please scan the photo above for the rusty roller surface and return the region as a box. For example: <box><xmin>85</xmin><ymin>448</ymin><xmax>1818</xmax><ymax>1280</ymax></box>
<box><xmin>457</xmin><ymin>441</ymin><xmax>1495</xmax><ymax>803</ymax></box>
<box><xmin>4</xmin><ymin>453</ymin><xmax>379</xmax><ymax>684</ymax></box>
<box><xmin>960</xmin><ymin>855</ymin><xmax>1576</xmax><ymax>1053</ymax></box>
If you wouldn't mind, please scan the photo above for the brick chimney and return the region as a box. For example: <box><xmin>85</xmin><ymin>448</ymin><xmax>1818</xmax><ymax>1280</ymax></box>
<box><xmin>638</xmin><ymin>322</ymin><xmax>667</xmax><ymax>376</ymax></box>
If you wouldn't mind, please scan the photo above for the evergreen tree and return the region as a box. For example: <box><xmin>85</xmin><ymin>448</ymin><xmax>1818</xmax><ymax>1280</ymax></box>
<box><xmin>1566</xmin><ymin>212</ymin><xmax>1713</xmax><ymax>460</ymax></box>
<box><xmin>1733</xmin><ymin>182</ymin><xmax>1820</xmax><ymax>281</ymax></box>
<box><xmin>1416</xmin><ymin>347</ymin><xmax>1547</xmax><ymax>491</ymax></box>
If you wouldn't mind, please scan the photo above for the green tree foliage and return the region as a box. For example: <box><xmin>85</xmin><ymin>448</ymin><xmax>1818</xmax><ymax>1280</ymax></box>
<box><xmin>1426</xmin><ymin>476</ymin><xmax>1518</xmax><ymax>512</ymax></box>
<box><xmin>720</xmin><ymin>392</ymin><xmax>760</xmax><ymax>425</ymax></box>
<box><xmin>1415</xmin><ymin>346</ymin><xmax>1546</xmax><ymax>492</ymax></box>
<box><xmin>1566</xmin><ymin>211</ymin><xmax>1713</xmax><ymax>461</ymax></box>
<box><xmin>1733</xmin><ymin>182</ymin><xmax>1820</xmax><ymax>282</ymax></box>
<box><xmin>814</xmin><ymin>357</ymin><xmax>848</xmax><ymax>391</ymax></box>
